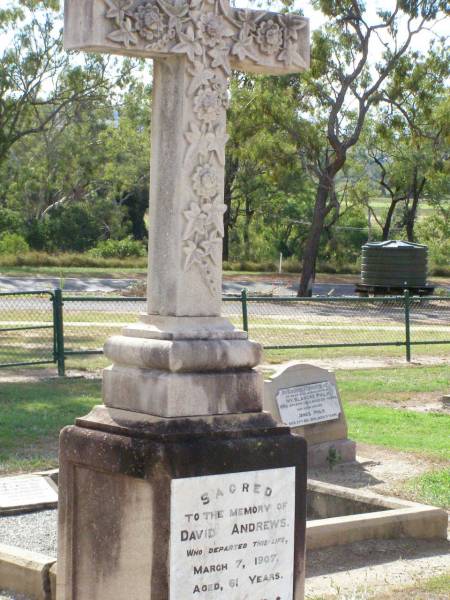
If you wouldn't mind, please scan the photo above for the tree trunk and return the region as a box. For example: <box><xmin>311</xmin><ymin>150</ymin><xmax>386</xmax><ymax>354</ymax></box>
<box><xmin>298</xmin><ymin>181</ymin><xmax>329</xmax><ymax>297</ymax></box>
<box><xmin>405</xmin><ymin>174</ymin><xmax>425</xmax><ymax>242</ymax></box>
<box><xmin>243</xmin><ymin>195</ymin><xmax>252</xmax><ymax>260</ymax></box>
<box><xmin>222</xmin><ymin>156</ymin><xmax>238</xmax><ymax>262</ymax></box>
<box><xmin>382</xmin><ymin>199</ymin><xmax>400</xmax><ymax>241</ymax></box>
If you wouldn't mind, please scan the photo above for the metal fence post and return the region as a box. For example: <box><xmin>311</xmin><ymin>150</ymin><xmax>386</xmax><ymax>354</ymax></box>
<box><xmin>404</xmin><ymin>289</ymin><xmax>411</xmax><ymax>362</ymax></box>
<box><xmin>241</xmin><ymin>288</ymin><xmax>249</xmax><ymax>333</ymax></box>
<box><xmin>53</xmin><ymin>288</ymin><xmax>66</xmax><ymax>376</ymax></box>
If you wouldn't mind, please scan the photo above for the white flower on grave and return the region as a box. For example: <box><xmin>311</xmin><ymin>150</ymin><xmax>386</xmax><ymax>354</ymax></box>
<box><xmin>211</xmin><ymin>76</ymin><xmax>229</xmax><ymax>109</ymax></box>
<box><xmin>198</xmin><ymin>13</ymin><xmax>234</xmax><ymax>48</ymax></box>
<box><xmin>183</xmin><ymin>202</ymin><xmax>208</xmax><ymax>240</ymax></box>
<box><xmin>193</xmin><ymin>88</ymin><xmax>222</xmax><ymax>124</ymax></box>
<box><xmin>278</xmin><ymin>15</ymin><xmax>308</xmax><ymax>68</ymax></box>
<box><xmin>198</xmin><ymin>13</ymin><xmax>222</xmax><ymax>47</ymax></box>
<box><xmin>108</xmin><ymin>17</ymin><xmax>138</xmax><ymax>48</ymax></box>
<box><xmin>134</xmin><ymin>4</ymin><xmax>168</xmax><ymax>45</ymax></box>
<box><xmin>208</xmin><ymin>43</ymin><xmax>232</xmax><ymax>74</ymax></box>
<box><xmin>105</xmin><ymin>0</ymin><xmax>133</xmax><ymax>25</ymax></box>
<box><xmin>231</xmin><ymin>9</ymin><xmax>259</xmax><ymax>62</ymax></box>
<box><xmin>203</xmin><ymin>198</ymin><xmax>227</xmax><ymax>238</ymax></box>
<box><xmin>183</xmin><ymin>239</ymin><xmax>205</xmax><ymax>269</ymax></box>
<box><xmin>192</xmin><ymin>163</ymin><xmax>219</xmax><ymax>200</ymax></box>
<box><xmin>205</xmin><ymin>125</ymin><xmax>229</xmax><ymax>166</ymax></box>
<box><xmin>256</xmin><ymin>19</ymin><xmax>283</xmax><ymax>55</ymax></box>
<box><xmin>172</xmin><ymin>24</ymin><xmax>203</xmax><ymax>63</ymax></box>
<box><xmin>200</xmin><ymin>232</ymin><xmax>222</xmax><ymax>264</ymax></box>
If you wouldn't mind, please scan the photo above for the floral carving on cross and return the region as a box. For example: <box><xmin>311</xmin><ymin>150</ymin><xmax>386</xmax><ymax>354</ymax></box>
<box><xmin>101</xmin><ymin>0</ymin><xmax>308</xmax><ymax>293</ymax></box>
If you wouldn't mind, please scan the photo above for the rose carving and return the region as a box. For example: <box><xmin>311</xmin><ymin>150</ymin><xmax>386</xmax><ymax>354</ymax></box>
<box><xmin>134</xmin><ymin>4</ymin><xmax>168</xmax><ymax>44</ymax></box>
<box><xmin>192</xmin><ymin>163</ymin><xmax>219</xmax><ymax>200</ymax></box>
<box><xmin>193</xmin><ymin>88</ymin><xmax>222</xmax><ymax>124</ymax></box>
<box><xmin>256</xmin><ymin>19</ymin><xmax>283</xmax><ymax>55</ymax></box>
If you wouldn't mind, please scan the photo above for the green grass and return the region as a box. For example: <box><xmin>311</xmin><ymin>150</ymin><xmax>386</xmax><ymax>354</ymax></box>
<box><xmin>404</xmin><ymin>469</ymin><xmax>450</xmax><ymax>509</ymax></box>
<box><xmin>306</xmin><ymin>572</ymin><xmax>450</xmax><ymax>599</ymax></box>
<box><xmin>0</xmin><ymin>379</ymin><xmax>101</xmax><ymax>473</ymax></box>
<box><xmin>264</xmin><ymin>343</ymin><xmax>450</xmax><ymax>362</ymax></box>
<box><xmin>344</xmin><ymin>403</ymin><xmax>449</xmax><ymax>460</ymax></box>
<box><xmin>336</xmin><ymin>365</ymin><xmax>450</xmax><ymax>400</ymax></box>
<box><xmin>0</xmin><ymin>265</ymin><xmax>148</xmax><ymax>278</ymax></box>
<box><xmin>376</xmin><ymin>572</ymin><xmax>450</xmax><ymax>599</ymax></box>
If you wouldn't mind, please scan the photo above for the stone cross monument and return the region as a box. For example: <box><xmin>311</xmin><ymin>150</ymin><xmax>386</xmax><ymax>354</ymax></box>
<box><xmin>58</xmin><ymin>1</ymin><xmax>310</xmax><ymax>599</ymax></box>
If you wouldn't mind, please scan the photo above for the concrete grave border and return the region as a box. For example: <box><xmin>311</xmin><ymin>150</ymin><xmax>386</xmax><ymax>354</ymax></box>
<box><xmin>0</xmin><ymin>544</ymin><xmax>56</xmax><ymax>600</ymax></box>
<box><xmin>306</xmin><ymin>480</ymin><xmax>448</xmax><ymax>550</ymax></box>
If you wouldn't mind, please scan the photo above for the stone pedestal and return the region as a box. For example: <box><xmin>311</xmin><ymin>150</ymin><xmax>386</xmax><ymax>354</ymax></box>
<box><xmin>102</xmin><ymin>317</ymin><xmax>264</xmax><ymax>417</ymax></box>
<box><xmin>57</xmin><ymin>406</ymin><xmax>307</xmax><ymax>600</ymax></box>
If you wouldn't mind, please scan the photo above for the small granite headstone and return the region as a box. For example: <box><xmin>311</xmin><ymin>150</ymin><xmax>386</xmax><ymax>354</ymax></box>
<box><xmin>0</xmin><ymin>475</ymin><xmax>58</xmax><ymax>514</ymax></box>
<box><xmin>265</xmin><ymin>364</ymin><xmax>356</xmax><ymax>468</ymax></box>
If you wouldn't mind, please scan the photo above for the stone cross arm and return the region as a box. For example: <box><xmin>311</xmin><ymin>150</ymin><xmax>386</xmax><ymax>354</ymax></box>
<box><xmin>65</xmin><ymin>0</ymin><xmax>310</xmax><ymax>76</ymax></box>
<box><xmin>65</xmin><ymin>0</ymin><xmax>309</xmax><ymax>319</ymax></box>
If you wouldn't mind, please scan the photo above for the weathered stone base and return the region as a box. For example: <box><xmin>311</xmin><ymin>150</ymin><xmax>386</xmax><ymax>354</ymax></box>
<box><xmin>103</xmin><ymin>365</ymin><xmax>263</xmax><ymax>416</ymax></box>
<box><xmin>57</xmin><ymin>406</ymin><xmax>307</xmax><ymax>600</ymax></box>
<box><xmin>307</xmin><ymin>439</ymin><xmax>357</xmax><ymax>469</ymax></box>
<box><xmin>102</xmin><ymin>324</ymin><xmax>264</xmax><ymax>416</ymax></box>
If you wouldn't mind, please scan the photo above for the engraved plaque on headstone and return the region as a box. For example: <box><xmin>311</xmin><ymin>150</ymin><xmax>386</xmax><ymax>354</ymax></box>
<box><xmin>0</xmin><ymin>475</ymin><xmax>58</xmax><ymax>513</ymax></box>
<box><xmin>169</xmin><ymin>467</ymin><xmax>296</xmax><ymax>599</ymax></box>
<box><xmin>276</xmin><ymin>381</ymin><xmax>341</xmax><ymax>427</ymax></box>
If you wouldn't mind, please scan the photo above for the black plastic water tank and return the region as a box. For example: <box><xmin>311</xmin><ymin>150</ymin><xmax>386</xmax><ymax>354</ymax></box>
<box><xmin>361</xmin><ymin>240</ymin><xmax>428</xmax><ymax>287</ymax></box>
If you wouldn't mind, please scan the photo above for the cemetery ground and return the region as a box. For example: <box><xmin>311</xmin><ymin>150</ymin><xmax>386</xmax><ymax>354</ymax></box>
<box><xmin>0</xmin><ymin>363</ymin><xmax>449</xmax><ymax>598</ymax></box>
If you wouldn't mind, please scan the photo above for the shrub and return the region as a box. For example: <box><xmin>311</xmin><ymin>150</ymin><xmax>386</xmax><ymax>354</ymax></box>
<box><xmin>0</xmin><ymin>251</ymin><xmax>148</xmax><ymax>269</ymax></box>
<box><xmin>0</xmin><ymin>232</ymin><xmax>30</xmax><ymax>255</ymax></box>
<box><xmin>89</xmin><ymin>236</ymin><xmax>147</xmax><ymax>259</ymax></box>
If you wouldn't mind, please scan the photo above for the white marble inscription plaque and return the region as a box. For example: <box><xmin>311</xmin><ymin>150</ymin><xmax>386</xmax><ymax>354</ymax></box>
<box><xmin>169</xmin><ymin>467</ymin><xmax>296</xmax><ymax>600</ymax></box>
<box><xmin>276</xmin><ymin>381</ymin><xmax>341</xmax><ymax>427</ymax></box>
<box><xmin>0</xmin><ymin>475</ymin><xmax>58</xmax><ymax>512</ymax></box>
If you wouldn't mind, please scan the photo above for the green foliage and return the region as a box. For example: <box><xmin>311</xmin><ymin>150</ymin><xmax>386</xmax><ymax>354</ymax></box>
<box><xmin>416</xmin><ymin>212</ymin><xmax>450</xmax><ymax>269</ymax></box>
<box><xmin>0</xmin><ymin>231</ymin><xmax>29</xmax><ymax>254</ymax></box>
<box><xmin>405</xmin><ymin>469</ymin><xmax>450</xmax><ymax>509</ymax></box>
<box><xmin>43</xmin><ymin>204</ymin><xmax>104</xmax><ymax>252</ymax></box>
<box><xmin>89</xmin><ymin>236</ymin><xmax>146</xmax><ymax>259</ymax></box>
<box><xmin>0</xmin><ymin>207</ymin><xmax>25</xmax><ymax>235</ymax></box>
<box><xmin>0</xmin><ymin>250</ymin><xmax>147</xmax><ymax>269</ymax></box>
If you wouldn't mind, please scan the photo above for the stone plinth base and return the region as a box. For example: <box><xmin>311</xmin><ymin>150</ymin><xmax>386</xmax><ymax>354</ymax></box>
<box><xmin>307</xmin><ymin>439</ymin><xmax>356</xmax><ymax>469</ymax></box>
<box><xmin>57</xmin><ymin>406</ymin><xmax>307</xmax><ymax>600</ymax></box>
<box><xmin>102</xmin><ymin>320</ymin><xmax>264</xmax><ymax>416</ymax></box>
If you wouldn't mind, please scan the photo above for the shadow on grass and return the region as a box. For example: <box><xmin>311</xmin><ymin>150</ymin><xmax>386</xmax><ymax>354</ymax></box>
<box><xmin>0</xmin><ymin>378</ymin><xmax>101</xmax><ymax>474</ymax></box>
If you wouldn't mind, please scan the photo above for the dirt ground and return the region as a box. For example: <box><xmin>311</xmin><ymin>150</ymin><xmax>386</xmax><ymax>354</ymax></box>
<box><xmin>309</xmin><ymin>444</ymin><xmax>445</xmax><ymax>506</ymax></box>
<box><xmin>305</xmin><ymin>443</ymin><xmax>450</xmax><ymax>599</ymax></box>
<box><xmin>306</xmin><ymin>537</ymin><xmax>450</xmax><ymax>599</ymax></box>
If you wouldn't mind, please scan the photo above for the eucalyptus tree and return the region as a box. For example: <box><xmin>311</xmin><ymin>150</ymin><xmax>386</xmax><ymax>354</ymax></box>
<box><xmin>293</xmin><ymin>0</ymin><xmax>449</xmax><ymax>294</ymax></box>
<box><xmin>365</xmin><ymin>43</ymin><xmax>450</xmax><ymax>241</ymax></box>
<box><xmin>0</xmin><ymin>0</ymin><xmax>130</xmax><ymax>166</ymax></box>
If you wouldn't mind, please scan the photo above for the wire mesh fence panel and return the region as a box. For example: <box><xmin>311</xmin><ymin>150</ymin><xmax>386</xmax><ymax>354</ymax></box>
<box><xmin>244</xmin><ymin>297</ymin><xmax>408</xmax><ymax>349</ymax></box>
<box><xmin>0</xmin><ymin>292</ymin><xmax>55</xmax><ymax>367</ymax></box>
<box><xmin>409</xmin><ymin>297</ymin><xmax>450</xmax><ymax>346</ymax></box>
<box><xmin>222</xmin><ymin>297</ymin><xmax>245</xmax><ymax>330</ymax></box>
<box><xmin>62</xmin><ymin>296</ymin><xmax>147</xmax><ymax>354</ymax></box>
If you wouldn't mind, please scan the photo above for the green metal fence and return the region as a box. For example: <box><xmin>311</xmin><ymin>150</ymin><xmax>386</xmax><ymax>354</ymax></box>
<box><xmin>0</xmin><ymin>291</ymin><xmax>57</xmax><ymax>369</ymax></box>
<box><xmin>0</xmin><ymin>289</ymin><xmax>449</xmax><ymax>376</ymax></box>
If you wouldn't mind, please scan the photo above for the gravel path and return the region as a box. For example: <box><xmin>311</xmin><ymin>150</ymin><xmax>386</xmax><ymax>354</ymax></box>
<box><xmin>0</xmin><ymin>509</ymin><xmax>57</xmax><ymax>557</ymax></box>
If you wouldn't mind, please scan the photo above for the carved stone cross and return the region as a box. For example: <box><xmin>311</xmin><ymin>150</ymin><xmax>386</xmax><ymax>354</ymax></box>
<box><xmin>65</xmin><ymin>0</ymin><xmax>309</xmax><ymax>318</ymax></box>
